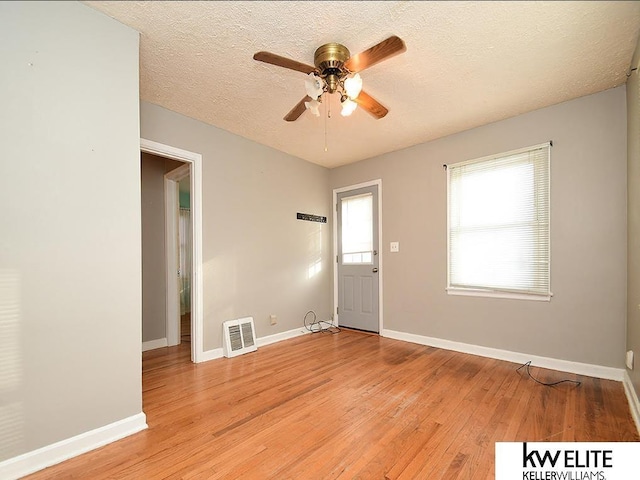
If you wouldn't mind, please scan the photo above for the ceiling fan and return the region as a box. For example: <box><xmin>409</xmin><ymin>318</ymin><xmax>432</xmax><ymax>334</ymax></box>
<box><xmin>253</xmin><ymin>36</ymin><xmax>406</xmax><ymax>122</ymax></box>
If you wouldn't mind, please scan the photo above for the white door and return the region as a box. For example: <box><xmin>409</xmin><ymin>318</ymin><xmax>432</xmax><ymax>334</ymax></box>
<box><xmin>337</xmin><ymin>185</ymin><xmax>379</xmax><ymax>332</ymax></box>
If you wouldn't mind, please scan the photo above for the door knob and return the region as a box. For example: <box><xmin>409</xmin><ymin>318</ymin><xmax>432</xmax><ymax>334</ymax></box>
<box><xmin>372</xmin><ymin>267</ymin><xmax>379</xmax><ymax>273</ymax></box>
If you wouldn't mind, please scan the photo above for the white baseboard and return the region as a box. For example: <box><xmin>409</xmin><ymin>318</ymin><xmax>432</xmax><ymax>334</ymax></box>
<box><xmin>196</xmin><ymin>327</ymin><xmax>310</xmax><ymax>363</ymax></box>
<box><xmin>623</xmin><ymin>370</ymin><xmax>640</xmax><ymax>435</ymax></box>
<box><xmin>142</xmin><ymin>338</ymin><xmax>167</xmax><ymax>352</ymax></box>
<box><xmin>198</xmin><ymin>347</ymin><xmax>223</xmax><ymax>363</ymax></box>
<box><xmin>257</xmin><ymin>327</ymin><xmax>310</xmax><ymax>348</ymax></box>
<box><xmin>0</xmin><ymin>412</ymin><xmax>147</xmax><ymax>480</ymax></box>
<box><xmin>381</xmin><ymin>329</ymin><xmax>625</xmax><ymax>381</ymax></box>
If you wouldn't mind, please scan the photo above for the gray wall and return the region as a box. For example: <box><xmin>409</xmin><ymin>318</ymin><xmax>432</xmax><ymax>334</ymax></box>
<box><xmin>331</xmin><ymin>87</ymin><xmax>627</xmax><ymax>368</ymax></box>
<box><xmin>141</xmin><ymin>153</ymin><xmax>167</xmax><ymax>342</ymax></box>
<box><xmin>0</xmin><ymin>1</ymin><xmax>141</xmax><ymax>461</ymax></box>
<box><xmin>140</xmin><ymin>102</ymin><xmax>332</xmax><ymax>351</ymax></box>
<box><xmin>628</xmin><ymin>41</ymin><xmax>640</xmax><ymax>395</ymax></box>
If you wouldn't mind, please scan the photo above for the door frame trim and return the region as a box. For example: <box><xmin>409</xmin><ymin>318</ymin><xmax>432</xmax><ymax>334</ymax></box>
<box><xmin>333</xmin><ymin>179</ymin><xmax>383</xmax><ymax>333</ymax></box>
<box><xmin>141</xmin><ymin>138</ymin><xmax>204</xmax><ymax>363</ymax></box>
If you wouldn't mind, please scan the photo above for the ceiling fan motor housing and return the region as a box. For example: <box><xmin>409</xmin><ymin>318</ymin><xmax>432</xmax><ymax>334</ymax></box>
<box><xmin>314</xmin><ymin>43</ymin><xmax>350</xmax><ymax>93</ymax></box>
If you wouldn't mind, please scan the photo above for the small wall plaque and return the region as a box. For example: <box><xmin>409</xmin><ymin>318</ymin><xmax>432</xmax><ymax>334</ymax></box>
<box><xmin>297</xmin><ymin>212</ymin><xmax>327</xmax><ymax>223</ymax></box>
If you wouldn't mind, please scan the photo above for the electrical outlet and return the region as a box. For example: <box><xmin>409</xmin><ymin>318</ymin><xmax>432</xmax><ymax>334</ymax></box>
<box><xmin>390</xmin><ymin>241</ymin><xmax>400</xmax><ymax>252</ymax></box>
<box><xmin>270</xmin><ymin>314</ymin><xmax>277</xmax><ymax>326</ymax></box>
<box><xmin>626</xmin><ymin>350</ymin><xmax>634</xmax><ymax>370</ymax></box>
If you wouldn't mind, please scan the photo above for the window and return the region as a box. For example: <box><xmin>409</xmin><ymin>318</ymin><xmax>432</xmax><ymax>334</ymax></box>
<box><xmin>447</xmin><ymin>143</ymin><xmax>551</xmax><ymax>300</ymax></box>
<box><xmin>341</xmin><ymin>192</ymin><xmax>373</xmax><ymax>264</ymax></box>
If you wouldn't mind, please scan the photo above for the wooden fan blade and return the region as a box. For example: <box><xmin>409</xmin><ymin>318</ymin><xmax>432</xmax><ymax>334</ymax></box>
<box><xmin>284</xmin><ymin>96</ymin><xmax>313</xmax><ymax>122</ymax></box>
<box><xmin>354</xmin><ymin>90</ymin><xmax>389</xmax><ymax>119</ymax></box>
<box><xmin>253</xmin><ymin>51</ymin><xmax>316</xmax><ymax>74</ymax></box>
<box><xmin>344</xmin><ymin>36</ymin><xmax>406</xmax><ymax>73</ymax></box>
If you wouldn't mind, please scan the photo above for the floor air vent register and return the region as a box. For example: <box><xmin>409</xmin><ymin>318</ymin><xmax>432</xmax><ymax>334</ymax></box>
<box><xmin>222</xmin><ymin>317</ymin><xmax>257</xmax><ymax>358</ymax></box>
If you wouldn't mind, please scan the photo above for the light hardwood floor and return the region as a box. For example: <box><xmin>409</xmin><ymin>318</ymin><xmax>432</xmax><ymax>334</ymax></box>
<box><xmin>27</xmin><ymin>330</ymin><xmax>638</xmax><ymax>479</ymax></box>
<box><xmin>181</xmin><ymin>312</ymin><xmax>191</xmax><ymax>343</ymax></box>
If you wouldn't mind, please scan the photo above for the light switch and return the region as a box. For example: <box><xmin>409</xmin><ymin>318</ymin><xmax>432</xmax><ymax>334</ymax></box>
<box><xmin>390</xmin><ymin>242</ymin><xmax>399</xmax><ymax>252</ymax></box>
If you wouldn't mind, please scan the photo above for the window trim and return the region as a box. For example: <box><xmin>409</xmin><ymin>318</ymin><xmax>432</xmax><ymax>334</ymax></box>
<box><xmin>446</xmin><ymin>142</ymin><xmax>552</xmax><ymax>301</ymax></box>
<box><xmin>446</xmin><ymin>287</ymin><xmax>552</xmax><ymax>302</ymax></box>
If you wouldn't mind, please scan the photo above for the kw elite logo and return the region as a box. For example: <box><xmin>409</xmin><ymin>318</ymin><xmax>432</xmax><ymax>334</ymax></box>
<box><xmin>495</xmin><ymin>442</ymin><xmax>640</xmax><ymax>480</ymax></box>
<box><xmin>521</xmin><ymin>443</ymin><xmax>611</xmax><ymax>479</ymax></box>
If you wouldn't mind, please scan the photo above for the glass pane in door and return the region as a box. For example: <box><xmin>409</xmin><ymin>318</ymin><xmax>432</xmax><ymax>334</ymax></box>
<box><xmin>341</xmin><ymin>193</ymin><xmax>373</xmax><ymax>265</ymax></box>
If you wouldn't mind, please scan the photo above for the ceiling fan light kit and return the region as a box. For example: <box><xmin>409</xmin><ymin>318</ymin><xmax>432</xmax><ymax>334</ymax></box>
<box><xmin>304</xmin><ymin>98</ymin><xmax>321</xmax><ymax>117</ymax></box>
<box><xmin>344</xmin><ymin>73</ymin><xmax>363</xmax><ymax>99</ymax></box>
<box><xmin>340</xmin><ymin>97</ymin><xmax>358</xmax><ymax>117</ymax></box>
<box><xmin>253</xmin><ymin>36</ymin><xmax>406</xmax><ymax>122</ymax></box>
<box><xmin>305</xmin><ymin>74</ymin><xmax>324</xmax><ymax>100</ymax></box>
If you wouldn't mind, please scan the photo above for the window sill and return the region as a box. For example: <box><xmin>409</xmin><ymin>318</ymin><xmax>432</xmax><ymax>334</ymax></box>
<box><xmin>446</xmin><ymin>287</ymin><xmax>552</xmax><ymax>302</ymax></box>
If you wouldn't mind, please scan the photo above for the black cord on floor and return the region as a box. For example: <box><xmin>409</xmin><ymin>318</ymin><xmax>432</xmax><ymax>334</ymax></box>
<box><xmin>517</xmin><ymin>361</ymin><xmax>581</xmax><ymax>387</ymax></box>
<box><xmin>304</xmin><ymin>310</ymin><xmax>341</xmax><ymax>334</ymax></box>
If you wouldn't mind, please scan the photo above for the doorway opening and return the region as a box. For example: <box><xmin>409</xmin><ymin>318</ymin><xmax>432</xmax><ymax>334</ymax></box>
<box><xmin>140</xmin><ymin>139</ymin><xmax>204</xmax><ymax>363</ymax></box>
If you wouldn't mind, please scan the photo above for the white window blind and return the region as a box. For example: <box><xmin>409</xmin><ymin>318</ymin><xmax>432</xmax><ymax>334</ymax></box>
<box><xmin>447</xmin><ymin>143</ymin><xmax>550</xmax><ymax>298</ymax></box>
<box><xmin>341</xmin><ymin>193</ymin><xmax>373</xmax><ymax>264</ymax></box>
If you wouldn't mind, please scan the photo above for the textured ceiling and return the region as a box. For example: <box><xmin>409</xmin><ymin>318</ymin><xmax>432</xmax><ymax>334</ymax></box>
<box><xmin>85</xmin><ymin>1</ymin><xmax>640</xmax><ymax>168</ymax></box>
